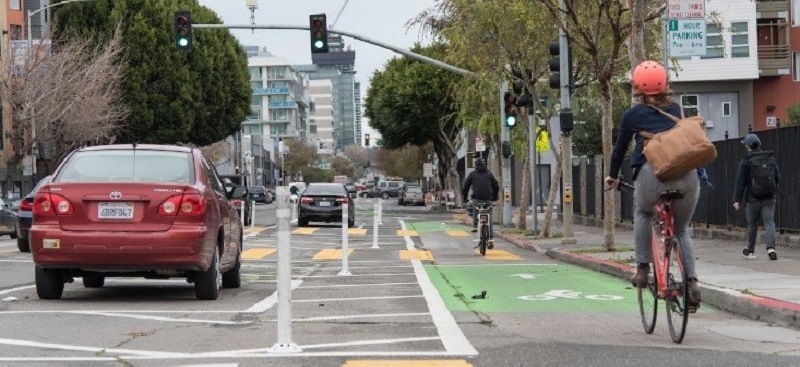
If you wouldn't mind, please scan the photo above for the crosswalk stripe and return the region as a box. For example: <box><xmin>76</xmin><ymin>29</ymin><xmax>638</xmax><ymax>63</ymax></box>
<box><xmin>241</xmin><ymin>248</ymin><xmax>276</xmax><ymax>260</ymax></box>
<box><xmin>399</xmin><ymin>250</ymin><xmax>433</xmax><ymax>261</ymax></box>
<box><xmin>313</xmin><ymin>248</ymin><xmax>355</xmax><ymax>260</ymax></box>
<box><xmin>244</xmin><ymin>226</ymin><xmax>267</xmax><ymax>234</ymax></box>
<box><xmin>446</xmin><ymin>230</ymin><xmax>469</xmax><ymax>237</ymax></box>
<box><xmin>476</xmin><ymin>249</ymin><xmax>521</xmax><ymax>260</ymax></box>
<box><xmin>293</xmin><ymin>228</ymin><xmax>319</xmax><ymax>235</ymax></box>
<box><xmin>343</xmin><ymin>360</ymin><xmax>473</xmax><ymax>367</ymax></box>
<box><xmin>348</xmin><ymin>228</ymin><xmax>368</xmax><ymax>236</ymax></box>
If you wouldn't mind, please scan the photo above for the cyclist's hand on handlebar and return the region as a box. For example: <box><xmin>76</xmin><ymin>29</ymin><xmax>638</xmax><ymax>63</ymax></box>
<box><xmin>605</xmin><ymin>176</ymin><xmax>620</xmax><ymax>190</ymax></box>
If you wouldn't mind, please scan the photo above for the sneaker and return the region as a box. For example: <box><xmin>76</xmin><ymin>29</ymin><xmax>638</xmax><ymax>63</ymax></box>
<box><xmin>768</xmin><ymin>248</ymin><xmax>778</xmax><ymax>261</ymax></box>
<box><xmin>487</xmin><ymin>239</ymin><xmax>494</xmax><ymax>249</ymax></box>
<box><xmin>687</xmin><ymin>279</ymin><xmax>701</xmax><ymax>313</ymax></box>
<box><xmin>742</xmin><ymin>249</ymin><xmax>756</xmax><ymax>259</ymax></box>
<box><xmin>470</xmin><ymin>226</ymin><xmax>478</xmax><ymax>233</ymax></box>
<box><xmin>631</xmin><ymin>266</ymin><xmax>649</xmax><ymax>288</ymax></box>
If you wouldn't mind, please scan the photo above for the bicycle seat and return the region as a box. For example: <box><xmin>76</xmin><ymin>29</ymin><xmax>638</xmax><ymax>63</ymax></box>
<box><xmin>658</xmin><ymin>190</ymin><xmax>684</xmax><ymax>201</ymax></box>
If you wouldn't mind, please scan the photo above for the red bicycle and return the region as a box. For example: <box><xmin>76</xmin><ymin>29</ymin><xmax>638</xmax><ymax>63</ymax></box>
<box><xmin>619</xmin><ymin>181</ymin><xmax>691</xmax><ymax>344</ymax></box>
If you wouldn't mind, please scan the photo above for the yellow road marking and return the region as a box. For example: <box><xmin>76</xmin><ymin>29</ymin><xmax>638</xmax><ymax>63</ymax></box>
<box><xmin>452</xmin><ymin>213</ymin><xmax>469</xmax><ymax>221</ymax></box>
<box><xmin>446</xmin><ymin>230</ymin><xmax>469</xmax><ymax>237</ymax></box>
<box><xmin>343</xmin><ymin>360</ymin><xmax>473</xmax><ymax>367</ymax></box>
<box><xmin>313</xmin><ymin>248</ymin><xmax>354</xmax><ymax>260</ymax></box>
<box><xmin>399</xmin><ymin>250</ymin><xmax>433</xmax><ymax>261</ymax></box>
<box><xmin>0</xmin><ymin>247</ymin><xmax>17</xmax><ymax>254</ymax></box>
<box><xmin>243</xmin><ymin>226</ymin><xmax>266</xmax><ymax>234</ymax></box>
<box><xmin>292</xmin><ymin>227</ymin><xmax>319</xmax><ymax>235</ymax></box>
<box><xmin>348</xmin><ymin>228</ymin><xmax>367</xmax><ymax>236</ymax></box>
<box><xmin>396</xmin><ymin>229</ymin><xmax>418</xmax><ymax>237</ymax></box>
<box><xmin>241</xmin><ymin>248</ymin><xmax>276</xmax><ymax>260</ymax></box>
<box><xmin>476</xmin><ymin>249</ymin><xmax>521</xmax><ymax>260</ymax></box>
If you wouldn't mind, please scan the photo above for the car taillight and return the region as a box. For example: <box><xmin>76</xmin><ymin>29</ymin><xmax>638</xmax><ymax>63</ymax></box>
<box><xmin>19</xmin><ymin>199</ymin><xmax>33</xmax><ymax>212</ymax></box>
<box><xmin>300</xmin><ymin>196</ymin><xmax>314</xmax><ymax>204</ymax></box>
<box><xmin>335</xmin><ymin>197</ymin><xmax>347</xmax><ymax>203</ymax></box>
<box><xmin>159</xmin><ymin>194</ymin><xmax>206</xmax><ymax>216</ymax></box>
<box><xmin>33</xmin><ymin>193</ymin><xmax>74</xmax><ymax>215</ymax></box>
<box><xmin>231</xmin><ymin>199</ymin><xmax>242</xmax><ymax>206</ymax></box>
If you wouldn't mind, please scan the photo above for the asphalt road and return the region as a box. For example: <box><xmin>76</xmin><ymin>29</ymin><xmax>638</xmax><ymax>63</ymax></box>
<box><xmin>0</xmin><ymin>198</ymin><xmax>798</xmax><ymax>366</ymax></box>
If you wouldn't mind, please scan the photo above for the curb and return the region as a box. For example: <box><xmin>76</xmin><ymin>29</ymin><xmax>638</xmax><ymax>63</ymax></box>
<box><xmin>460</xmin><ymin>216</ymin><xmax>800</xmax><ymax>329</ymax></box>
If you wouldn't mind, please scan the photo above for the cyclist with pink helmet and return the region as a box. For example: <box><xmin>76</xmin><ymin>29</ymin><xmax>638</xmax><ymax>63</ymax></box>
<box><xmin>605</xmin><ymin>60</ymin><xmax>702</xmax><ymax>309</ymax></box>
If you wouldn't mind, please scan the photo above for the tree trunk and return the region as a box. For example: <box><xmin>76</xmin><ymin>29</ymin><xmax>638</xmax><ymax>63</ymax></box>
<box><xmin>600</xmin><ymin>81</ymin><xmax>617</xmax><ymax>251</ymax></box>
<box><xmin>517</xmin><ymin>150</ymin><xmax>529</xmax><ymax>230</ymax></box>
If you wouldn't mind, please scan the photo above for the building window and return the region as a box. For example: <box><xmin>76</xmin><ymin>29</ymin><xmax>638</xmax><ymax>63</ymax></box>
<box><xmin>794</xmin><ymin>0</ymin><xmax>800</xmax><ymax>26</ymax></box>
<box><xmin>680</xmin><ymin>95</ymin><xmax>699</xmax><ymax>116</ymax></box>
<box><xmin>702</xmin><ymin>23</ymin><xmax>723</xmax><ymax>59</ymax></box>
<box><xmin>269</xmin><ymin>109</ymin><xmax>288</xmax><ymax>121</ymax></box>
<box><xmin>251</xmin><ymin>95</ymin><xmax>262</xmax><ymax>106</ymax></box>
<box><xmin>9</xmin><ymin>0</ymin><xmax>20</xmax><ymax>10</ymax></box>
<box><xmin>794</xmin><ymin>52</ymin><xmax>800</xmax><ymax>81</ymax></box>
<box><xmin>309</xmin><ymin>125</ymin><xmax>317</xmax><ymax>134</ymax></box>
<box><xmin>10</xmin><ymin>24</ymin><xmax>22</xmax><ymax>40</ymax></box>
<box><xmin>730</xmin><ymin>22</ymin><xmax>749</xmax><ymax>58</ymax></box>
<box><xmin>249</xmin><ymin>67</ymin><xmax>261</xmax><ymax>81</ymax></box>
<box><xmin>722</xmin><ymin>102</ymin><xmax>732</xmax><ymax>117</ymax></box>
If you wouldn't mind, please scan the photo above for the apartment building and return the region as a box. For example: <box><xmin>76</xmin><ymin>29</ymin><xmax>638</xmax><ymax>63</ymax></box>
<box><xmin>307</xmin><ymin>79</ymin><xmax>335</xmax><ymax>155</ymax></box>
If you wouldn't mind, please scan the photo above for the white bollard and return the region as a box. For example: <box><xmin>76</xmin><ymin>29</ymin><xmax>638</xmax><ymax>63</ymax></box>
<box><xmin>268</xmin><ymin>187</ymin><xmax>301</xmax><ymax>353</ymax></box>
<box><xmin>338</xmin><ymin>202</ymin><xmax>352</xmax><ymax>276</ymax></box>
<box><xmin>250</xmin><ymin>198</ymin><xmax>255</xmax><ymax>229</ymax></box>
<box><xmin>240</xmin><ymin>200</ymin><xmax>245</xmax><ymax>227</ymax></box>
<box><xmin>372</xmin><ymin>203</ymin><xmax>380</xmax><ymax>249</ymax></box>
<box><xmin>377</xmin><ymin>198</ymin><xmax>383</xmax><ymax>225</ymax></box>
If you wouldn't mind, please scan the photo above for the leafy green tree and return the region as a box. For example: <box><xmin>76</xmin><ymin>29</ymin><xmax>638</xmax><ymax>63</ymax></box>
<box><xmin>373</xmin><ymin>145</ymin><xmax>429</xmax><ymax>181</ymax></box>
<box><xmin>330</xmin><ymin>156</ymin><xmax>362</xmax><ymax>180</ymax></box>
<box><xmin>52</xmin><ymin>0</ymin><xmax>250</xmax><ymax>146</ymax></box>
<box><xmin>278</xmin><ymin>139</ymin><xmax>317</xmax><ymax>181</ymax></box>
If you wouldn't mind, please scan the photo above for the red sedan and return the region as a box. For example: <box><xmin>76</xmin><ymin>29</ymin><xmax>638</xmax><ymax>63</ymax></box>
<box><xmin>30</xmin><ymin>144</ymin><xmax>247</xmax><ymax>300</ymax></box>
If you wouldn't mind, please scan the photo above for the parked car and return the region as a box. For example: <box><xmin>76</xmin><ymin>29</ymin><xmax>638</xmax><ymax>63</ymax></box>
<box><xmin>397</xmin><ymin>184</ymin><xmax>421</xmax><ymax>205</ymax></box>
<box><xmin>344</xmin><ymin>183</ymin><xmax>358</xmax><ymax>196</ymax></box>
<box><xmin>29</xmin><ymin>144</ymin><xmax>247</xmax><ymax>300</ymax></box>
<box><xmin>401</xmin><ymin>186</ymin><xmax>425</xmax><ymax>206</ymax></box>
<box><xmin>0</xmin><ymin>197</ymin><xmax>18</xmax><ymax>239</ymax></box>
<box><xmin>248</xmin><ymin>186</ymin><xmax>270</xmax><ymax>204</ymax></box>
<box><xmin>297</xmin><ymin>183</ymin><xmax>355</xmax><ymax>227</ymax></box>
<box><xmin>15</xmin><ymin>175</ymin><xmax>52</xmax><ymax>252</ymax></box>
<box><xmin>373</xmin><ymin>180</ymin><xmax>405</xmax><ymax>199</ymax></box>
<box><xmin>220</xmin><ymin>174</ymin><xmax>252</xmax><ymax>225</ymax></box>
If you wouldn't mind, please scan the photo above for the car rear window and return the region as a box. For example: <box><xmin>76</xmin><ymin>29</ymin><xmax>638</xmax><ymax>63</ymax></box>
<box><xmin>249</xmin><ymin>186</ymin><xmax>265</xmax><ymax>193</ymax></box>
<box><xmin>407</xmin><ymin>187</ymin><xmax>422</xmax><ymax>193</ymax></box>
<box><xmin>304</xmin><ymin>184</ymin><xmax>346</xmax><ymax>196</ymax></box>
<box><xmin>55</xmin><ymin>150</ymin><xmax>194</xmax><ymax>183</ymax></box>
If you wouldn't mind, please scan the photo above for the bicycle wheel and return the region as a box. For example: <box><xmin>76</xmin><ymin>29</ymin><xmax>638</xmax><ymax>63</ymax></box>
<box><xmin>637</xmin><ymin>261</ymin><xmax>657</xmax><ymax>334</ymax></box>
<box><xmin>479</xmin><ymin>225</ymin><xmax>488</xmax><ymax>256</ymax></box>
<box><xmin>665</xmin><ymin>238</ymin><xmax>689</xmax><ymax>343</ymax></box>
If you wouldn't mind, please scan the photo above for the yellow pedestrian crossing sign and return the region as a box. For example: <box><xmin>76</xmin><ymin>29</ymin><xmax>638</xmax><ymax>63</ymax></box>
<box><xmin>536</xmin><ymin>127</ymin><xmax>549</xmax><ymax>152</ymax></box>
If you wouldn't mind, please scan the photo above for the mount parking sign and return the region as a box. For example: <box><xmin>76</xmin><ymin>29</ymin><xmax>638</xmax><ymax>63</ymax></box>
<box><xmin>668</xmin><ymin>19</ymin><xmax>707</xmax><ymax>57</ymax></box>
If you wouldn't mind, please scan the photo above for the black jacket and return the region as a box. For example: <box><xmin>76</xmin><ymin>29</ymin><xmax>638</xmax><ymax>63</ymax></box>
<box><xmin>462</xmin><ymin>167</ymin><xmax>499</xmax><ymax>202</ymax></box>
<box><xmin>734</xmin><ymin>150</ymin><xmax>781</xmax><ymax>202</ymax></box>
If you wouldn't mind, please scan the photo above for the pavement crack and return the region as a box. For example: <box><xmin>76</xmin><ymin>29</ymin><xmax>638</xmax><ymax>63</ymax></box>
<box><xmin>430</xmin><ymin>264</ymin><xmax>494</xmax><ymax>327</ymax></box>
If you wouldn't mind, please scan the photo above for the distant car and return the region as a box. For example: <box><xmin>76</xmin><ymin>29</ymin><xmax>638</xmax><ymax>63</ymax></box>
<box><xmin>15</xmin><ymin>175</ymin><xmax>53</xmax><ymax>252</ymax></box>
<box><xmin>401</xmin><ymin>186</ymin><xmax>425</xmax><ymax>206</ymax></box>
<box><xmin>29</xmin><ymin>144</ymin><xmax>247</xmax><ymax>300</ymax></box>
<box><xmin>397</xmin><ymin>184</ymin><xmax>420</xmax><ymax>205</ymax></box>
<box><xmin>0</xmin><ymin>197</ymin><xmax>18</xmax><ymax>240</ymax></box>
<box><xmin>297</xmin><ymin>183</ymin><xmax>355</xmax><ymax>227</ymax></box>
<box><xmin>220</xmin><ymin>174</ymin><xmax>252</xmax><ymax>225</ymax></box>
<box><xmin>373</xmin><ymin>180</ymin><xmax>404</xmax><ymax>199</ymax></box>
<box><xmin>248</xmin><ymin>186</ymin><xmax>270</xmax><ymax>204</ymax></box>
<box><xmin>344</xmin><ymin>183</ymin><xmax>357</xmax><ymax>196</ymax></box>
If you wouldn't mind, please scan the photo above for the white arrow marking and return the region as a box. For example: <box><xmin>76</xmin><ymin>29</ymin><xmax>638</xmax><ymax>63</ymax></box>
<box><xmin>510</xmin><ymin>273</ymin><xmax>537</xmax><ymax>279</ymax></box>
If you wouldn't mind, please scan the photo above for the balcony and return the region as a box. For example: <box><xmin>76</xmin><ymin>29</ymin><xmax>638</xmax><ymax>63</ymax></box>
<box><xmin>758</xmin><ymin>44</ymin><xmax>791</xmax><ymax>76</ymax></box>
<box><xmin>756</xmin><ymin>0</ymin><xmax>788</xmax><ymax>19</ymax></box>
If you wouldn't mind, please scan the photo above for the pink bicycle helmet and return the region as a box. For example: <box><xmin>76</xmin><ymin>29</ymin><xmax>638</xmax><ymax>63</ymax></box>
<box><xmin>631</xmin><ymin>61</ymin><xmax>667</xmax><ymax>95</ymax></box>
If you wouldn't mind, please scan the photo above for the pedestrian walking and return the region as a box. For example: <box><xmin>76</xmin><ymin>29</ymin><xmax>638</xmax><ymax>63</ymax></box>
<box><xmin>733</xmin><ymin>133</ymin><xmax>781</xmax><ymax>260</ymax></box>
<box><xmin>605</xmin><ymin>60</ymin><xmax>702</xmax><ymax>309</ymax></box>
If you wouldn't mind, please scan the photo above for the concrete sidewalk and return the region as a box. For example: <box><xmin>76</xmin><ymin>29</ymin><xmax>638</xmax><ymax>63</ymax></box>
<box><xmin>483</xmin><ymin>210</ymin><xmax>800</xmax><ymax>330</ymax></box>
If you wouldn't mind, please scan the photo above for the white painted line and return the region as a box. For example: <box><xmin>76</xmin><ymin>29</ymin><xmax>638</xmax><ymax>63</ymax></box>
<box><xmin>0</xmin><ymin>351</ymin><xmax>471</xmax><ymax>361</ymax></box>
<box><xmin>314</xmin><ymin>264</ymin><xmax>413</xmax><ymax>270</ymax></box>
<box><xmin>300</xmin><ymin>336</ymin><xmax>440</xmax><ymax>350</ymax></box>
<box><xmin>290</xmin><ymin>312</ymin><xmax>430</xmax><ymax>322</ymax></box>
<box><xmin>433</xmin><ymin>263</ymin><xmax>559</xmax><ymax>267</ymax></box>
<box><xmin>297</xmin><ymin>282</ymin><xmax>417</xmax><ymax>289</ymax></box>
<box><xmin>0</xmin><ymin>259</ymin><xmax>32</xmax><ymax>263</ymax></box>
<box><xmin>0</xmin><ymin>337</ymin><xmax>189</xmax><ymax>357</ymax></box>
<box><xmin>297</xmin><ymin>273</ymin><xmax>415</xmax><ymax>278</ymax></box>
<box><xmin>0</xmin><ymin>285</ymin><xmax>35</xmax><ymax>295</ymax></box>
<box><xmin>292</xmin><ymin>295</ymin><xmax>423</xmax><ymax>303</ymax></box>
<box><xmin>68</xmin><ymin>311</ymin><xmax>248</xmax><ymax>325</ymax></box>
<box><xmin>0</xmin><ymin>310</ymin><xmax>244</xmax><ymax>315</ymax></box>
<box><xmin>400</xmin><ymin>219</ymin><xmax>478</xmax><ymax>356</ymax></box>
<box><xmin>244</xmin><ymin>279</ymin><xmax>303</xmax><ymax>313</ymax></box>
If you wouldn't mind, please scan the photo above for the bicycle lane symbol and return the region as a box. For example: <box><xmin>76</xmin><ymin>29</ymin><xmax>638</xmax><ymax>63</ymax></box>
<box><xmin>518</xmin><ymin>289</ymin><xmax>624</xmax><ymax>301</ymax></box>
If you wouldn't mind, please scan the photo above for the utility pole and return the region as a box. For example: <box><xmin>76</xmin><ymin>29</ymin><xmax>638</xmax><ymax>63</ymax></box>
<box><xmin>500</xmin><ymin>82</ymin><xmax>512</xmax><ymax>227</ymax></box>
<box><xmin>528</xmin><ymin>114</ymin><xmax>538</xmax><ymax>233</ymax></box>
<box><xmin>558</xmin><ymin>0</ymin><xmax>576</xmax><ymax>244</ymax></box>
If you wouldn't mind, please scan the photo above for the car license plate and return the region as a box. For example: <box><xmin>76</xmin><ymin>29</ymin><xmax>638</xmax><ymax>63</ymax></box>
<box><xmin>98</xmin><ymin>202</ymin><xmax>134</xmax><ymax>219</ymax></box>
<box><xmin>319</xmin><ymin>201</ymin><xmax>331</xmax><ymax>207</ymax></box>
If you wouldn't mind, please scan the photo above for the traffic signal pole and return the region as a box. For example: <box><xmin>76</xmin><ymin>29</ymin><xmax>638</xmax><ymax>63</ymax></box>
<box><xmin>500</xmin><ymin>82</ymin><xmax>512</xmax><ymax>227</ymax></box>
<box><xmin>558</xmin><ymin>0</ymin><xmax>576</xmax><ymax>245</ymax></box>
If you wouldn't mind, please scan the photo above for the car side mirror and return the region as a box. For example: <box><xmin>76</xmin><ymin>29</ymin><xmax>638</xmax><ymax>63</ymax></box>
<box><xmin>349</xmin><ymin>193</ymin><xmax>356</xmax><ymax>199</ymax></box>
<box><xmin>230</xmin><ymin>186</ymin><xmax>248</xmax><ymax>199</ymax></box>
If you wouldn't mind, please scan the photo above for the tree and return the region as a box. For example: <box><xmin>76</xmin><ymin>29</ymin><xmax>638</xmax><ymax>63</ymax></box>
<box><xmin>52</xmin><ymin>0</ymin><xmax>251</xmax><ymax>146</ymax></box>
<box><xmin>0</xmin><ymin>27</ymin><xmax>128</xmax><ymax>186</ymax></box>
<box><xmin>278</xmin><ymin>139</ymin><xmax>317</xmax><ymax>181</ymax></box>
<box><xmin>343</xmin><ymin>144</ymin><xmax>369</xmax><ymax>169</ymax></box>
<box><xmin>198</xmin><ymin>140</ymin><xmax>235</xmax><ymax>166</ymax></box>
<box><xmin>330</xmin><ymin>155</ymin><xmax>362</xmax><ymax>180</ymax></box>
<box><xmin>373</xmin><ymin>145</ymin><xmax>429</xmax><ymax>181</ymax></box>
<box><xmin>365</xmin><ymin>44</ymin><xmax>463</xmax><ymax>205</ymax></box>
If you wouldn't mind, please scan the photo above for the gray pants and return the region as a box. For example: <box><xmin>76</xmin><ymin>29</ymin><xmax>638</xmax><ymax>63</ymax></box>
<box><xmin>471</xmin><ymin>199</ymin><xmax>493</xmax><ymax>239</ymax></box>
<box><xmin>633</xmin><ymin>164</ymin><xmax>700</xmax><ymax>279</ymax></box>
<box><xmin>745</xmin><ymin>199</ymin><xmax>776</xmax><ymax>253</ymax></box>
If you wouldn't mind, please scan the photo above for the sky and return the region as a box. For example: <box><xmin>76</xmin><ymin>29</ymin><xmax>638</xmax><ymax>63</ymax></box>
<box><xmin>197</xmin><ymin>0</ymin><xmax>438</xmax><ymax>137</ymax></box>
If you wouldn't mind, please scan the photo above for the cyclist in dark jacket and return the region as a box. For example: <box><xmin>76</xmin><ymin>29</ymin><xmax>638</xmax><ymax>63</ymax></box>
<box><xmin>462</xmin><ymin>158</ymin><xmax>500</xmax><ymax>247</ymax></box>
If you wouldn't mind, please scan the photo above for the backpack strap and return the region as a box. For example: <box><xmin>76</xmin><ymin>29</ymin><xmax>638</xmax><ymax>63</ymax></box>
<box><xmin>639</xmin><ymin>104</ymin><xmax>680</xmax><ymax>140</ymax></box>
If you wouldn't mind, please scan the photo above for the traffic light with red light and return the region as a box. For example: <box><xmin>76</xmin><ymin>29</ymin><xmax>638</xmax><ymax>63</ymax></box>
<box><xmin>364</xmin><ymin>133</ymin><xmax>370</xmax><ymax>146</ymax></box>
<box><xmin>309</xmin><ymin>14</ymin><xmax>329</xmax><ymax>54</ymax></box>
<box><xmin>503</xmin><ymin>92</ymin><xmax>517</xmax><ymax>129</ymax></box>
<box><xmin>174</xmin><ymin>11</ymin><xmax>192</xmax><ymax>52</ymax></box>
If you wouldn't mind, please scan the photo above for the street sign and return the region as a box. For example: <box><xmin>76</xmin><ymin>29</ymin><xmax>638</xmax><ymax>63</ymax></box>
<box><xmin>475</xmin><ymin>135</ymin><xmax>486</xmax><ymax>152</ymax></box>
<box><xmin>536</xmin><ymin>127</ymin><xmax>549</xmax><ymax>152</ymax></box>
<box><xmin>22</xmin><ymin>155</ymin><xmax>33</xmax><ymax>176</ymax></box>
<box><xmin>668</xmin><ymin>0</ymin><xmax>705</xmax><ymax>19</ymax></box>
<box><xmin>423</xmin><ymin>163</ymin><xmax>433</xmax><ymax>178</ymax></box>
<box><xmin>668</xmin><ymin>19</ymin><xmax>706</xmax><ymax>57</ymax></box>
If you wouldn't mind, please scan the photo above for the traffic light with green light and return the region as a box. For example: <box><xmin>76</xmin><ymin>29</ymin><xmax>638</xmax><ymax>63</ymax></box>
<box><xmin>309</xmin><ymin>14</ymin><xmax>329</xmax><ymax>54</ymax></box>
<box><xmin>503</xmin><ymin>92</ymin><xmax>517</xmax><ymax>129</ymax></box>
<box><xmin>174</xmin><ymin>11</ymin><xmax>192</xmax><ymax>52</ymax></box>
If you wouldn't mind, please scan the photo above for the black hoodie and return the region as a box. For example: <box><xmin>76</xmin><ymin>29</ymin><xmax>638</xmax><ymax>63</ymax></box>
<box><xmin>462</xmin><ymin>166</ymin><xmax>499</xmax><ymax>202</ymax></box>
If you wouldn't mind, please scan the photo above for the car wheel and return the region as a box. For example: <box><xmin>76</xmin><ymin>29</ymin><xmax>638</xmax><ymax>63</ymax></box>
<box><xmin>360</xmin><ymin>192</ymin><xmax>368</xmax><ymax>198</ymax></box>
<box><xmin>35</xmin><ymin>266</ymin><xmax>64</xmax><ymax>300</ymax></box>
<box><xmin>298</xmin><ymin>217</ymin><xmax>309</xmax><ymax>227</ymax></box>
<box><xmin>222</xmin><ymin>235</ymin><xmax>242</xmax><ymax>289</ymax></box>
<box><xmin>17</xmin><ymin>237</ymin><xmax>30</xmax><ymax>252</ymax></box>
<box><xmin>10</xmin><ymin>231</ymin><xmax>17</xmax><ymax>239</ymax></box>
<box><xmin>348</xmin><ymin>217</ymin><xmax>355</xmax><ymax>228</ymax></box>
<box><xmin>82</xmin><ymin>275</ymin><xmax>105</xmax><ymax>288</ymax></box>
<box><xmin>195</xmin><ymin>247</ymin><xmax>220</xmax><ymax>300</ymax></box>
<box><xmin>382</xmin><ymin>192</ymin><xmax>390</xmax><ymax>199</ymax></box>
